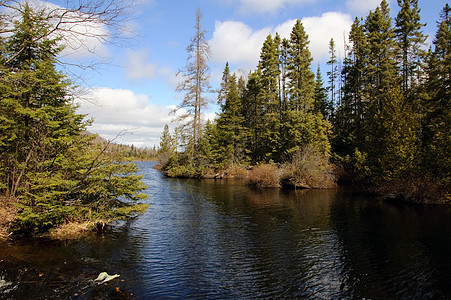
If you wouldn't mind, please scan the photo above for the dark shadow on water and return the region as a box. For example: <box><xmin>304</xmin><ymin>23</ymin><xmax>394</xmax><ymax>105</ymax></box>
<box><xmin>2</xmin><ymin>162</ymin><xmax>451</xmax><ymax>299</ymax></box>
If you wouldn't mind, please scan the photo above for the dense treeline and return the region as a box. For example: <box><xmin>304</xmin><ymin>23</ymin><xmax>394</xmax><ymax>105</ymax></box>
<box><xmin>160</xmin><ymin>1</ymin><xmax>450</xmax><ymax>202</ymax></box>
<box><xmin>0</xmin><ymin>3</ymin><xmax>148</xmax><ymax>237</ymax></box>
<box><xmin>91</xmin><ymin>134</ymin><xmax>157</xmax><ymax>160</ymax></box>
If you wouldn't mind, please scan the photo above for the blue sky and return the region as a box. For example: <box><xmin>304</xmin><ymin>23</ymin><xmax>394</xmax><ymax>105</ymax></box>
<box><xmin>50</xmin><ymin>0</ymin><xmax>445</xmax><ymax>148</ymax></box>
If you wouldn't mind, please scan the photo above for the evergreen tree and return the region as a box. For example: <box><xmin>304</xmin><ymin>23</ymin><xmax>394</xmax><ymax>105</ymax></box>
<box><xmin>313</xmin><ymin>65</ymin><xmax>329</xmax><ymax>118</ymax></box>
<box><xmin>327</xmin><ymin>38</ymin><xmax>338</xmax><ymax>117</ymax></box>
<box><xmin>422</xmin><ymin>4</ymin><xmax>451</xmax><ymax>183</ymax></box>
<box><xmin>216</xmin><ymin>67</ymin><xmax>249</xmax><ymax>166</ymax></box>
<box><xmin>0</xmin><ymin>3</ymin><xmax>147</xmax><ymax>233</ymax></box>
<box><xmin>376</xmin><ymin>83</ymin><xmax>418</xmax><ymax>181</ymax></box>
<box><xmin>334</xmin><ymin>17</ymin><xmax>367</xmax><ymax>156</ymax></box>
<box><xmin>241</xmin><ymin>69</ymin><xmax>263</xmax><ymax>164</ymax></box>
<box><xmin>362</xmin><ymin>0</ymin><xmax>399</xmax><ymax>174</ymax></box>
<box><xmin>281</xmin><ymin>20</ymin><xmax>331</xmax><ymax>159</ymax></box>
<box><xmin>258</xmin><ymin>34</ymin><xmax>282</xmax><ymax>162</ymax></box>
<box><xmin>394</xmin><ymin>0</ymin><xmax>427</xmax><ymax>97</ymax></box>
<box><xmin>286</xmin><ymin>19</ymin><xmax>315</xmax><ymax>112</ymax></box>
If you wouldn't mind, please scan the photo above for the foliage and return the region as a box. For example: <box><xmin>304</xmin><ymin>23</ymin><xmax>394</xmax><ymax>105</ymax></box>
<box><xmin>0</xmin><ymin>3</ymin><xmax>148</xmax><ymax>235</ymax></box>
<box><xmin>162</xmin><ymin>2</ymin><xmax>450</xmax><ymax>202</ymax></box>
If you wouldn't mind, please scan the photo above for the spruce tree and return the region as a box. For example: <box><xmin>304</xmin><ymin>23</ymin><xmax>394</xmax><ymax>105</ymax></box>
<box><xmin>286</xmin><ymin>19</ymin><xmax>315</xmax><ymax>112</ymax></box>
<box><xmin>327</xmin><ymin>38</ymin><xmax>338</xmax><ymax>117</ymax></box>
<box><xmin>394</xmin><ymin>0</ymin><xmax>427</xmax><ymax>98</ymax></box>
<box><xmin>258</xmin><ymin>34</ymin><xmax>282</xmax><ymax>162</ymax></box>
<box><xmin>334</xmin><ymin>17</ymin><xmax>367</xmax><ymax>157</ymax></box>
<box><xmin>0</xmin><ymin>3</ymin><xmax>147</xmax><ymax>234</ymax></box>
<box><xmin>313</xmin><ymin>65</ymin><xmax>329</xmax><ymax>119</ymax></box>
<box><xmin>281</xmin><ymin>20</ymin><xmax>331</xmax><ymax>158</ymax></box>
<box><xmin>422</xmin><ymin>4</ymin><xmax>451</xmax><ymax>183</ymax></box>
<box><xmin>241</xmin><ymin>69</ymin><xmax>263</xmax><ymax>164</ymax></box>
<box><xmin>215</xmin><ymin>64</ymin><xmax>249</xmax><ymax>166</ymax></box>
<box><xmin>361</xmin><ymin>0</ymin><xmax>399</xmax><ymax>175</ymax></box>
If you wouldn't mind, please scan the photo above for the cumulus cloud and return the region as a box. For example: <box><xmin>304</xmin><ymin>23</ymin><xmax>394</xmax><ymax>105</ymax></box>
<box><xmin>302</xmin><ymin>12</ymin><xmax>353</xmax><ymax>61</ymax></box>
<box><xmin>238</xmin><ymin>0</ymin><xmax>313</xmax><ymax>14</ymax></box>
<box><xmin>210</xmin><ymin>12</ymin><xmax>352</xmax><ymax>71</ymax></box>
<box><xmin>76</xmin><ymin>87</ymin><xmax>177</xmax><ymax>147</ymax></box>
<box><xmin>210</xmin><ymin>21</ymin><xmax>272</xmax><ymax>69</ymax></box>
<box><xmin>346</xmin><ymin>0</ymin><xmax>385</xmax><ymax>14</ymax></box>
<box><xmin>125</xmin><ymin>49</ymin><xmax>158</xmax><ymax>80</ymax></box>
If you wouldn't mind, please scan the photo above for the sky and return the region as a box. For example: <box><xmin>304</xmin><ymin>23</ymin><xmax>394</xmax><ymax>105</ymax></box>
<box><xmin>45</xmin><ymin>0</ymin><xmax>446</xmax><ymax>148</ymax></box>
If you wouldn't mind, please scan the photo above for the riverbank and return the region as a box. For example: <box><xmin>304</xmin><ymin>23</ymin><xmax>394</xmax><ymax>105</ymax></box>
<box><xmin>157</xmin><ymin>162</ymin><xmax>450</xmax><ymax>205</ymax></box>
<box><xmin>0</xmin><ymin>197</ymin><xmax>16</xmax><ymax>240</ymax></box>
<box><xmin>157</xmin><ymin>161</ymin><xmax>338</xmax><ymax>189</ymax></box>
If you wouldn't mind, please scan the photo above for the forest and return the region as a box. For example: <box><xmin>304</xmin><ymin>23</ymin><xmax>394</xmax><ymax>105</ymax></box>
<box><xmin>159</xmin><ymin>1</ymin><xmax>450</xmax><ymax>203</ymax></box>
<box><xmin>0</xmin><ymin>2</ymin><xmax>149</xmax><ymax>238</ymax></box>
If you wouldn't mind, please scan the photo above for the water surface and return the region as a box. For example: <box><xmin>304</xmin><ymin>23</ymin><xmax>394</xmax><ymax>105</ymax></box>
<box><xmin>1</xmin><ymin>161</ymin><xmax>450</xmax><ymax>299</ymax></box>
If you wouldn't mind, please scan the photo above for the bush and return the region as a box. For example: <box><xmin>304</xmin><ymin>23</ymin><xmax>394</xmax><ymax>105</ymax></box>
<box><xmin>282</xmin><ymin>145</ymin><xmax>336</xmax><ymax>189</ymax></box>
<box><xmin>246</xmin><ymin>164</ymin><xmax>281</xmax><ymax>188</ymax></box>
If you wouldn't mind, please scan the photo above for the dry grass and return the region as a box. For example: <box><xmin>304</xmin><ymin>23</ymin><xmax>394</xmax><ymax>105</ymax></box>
<box><xmin>246</xmin><ymin>164</ymin><xmax>281</xmax><ymax>188</ymax></box>
<box><xmin>0</xmin><ymin>197</ymin><xmax>18</xmax><ymax>240</ymax></box>
<box><xmin>48</xmin><ymin>221</ymin><xmax>96</xmax><ymax>240</ymax></box>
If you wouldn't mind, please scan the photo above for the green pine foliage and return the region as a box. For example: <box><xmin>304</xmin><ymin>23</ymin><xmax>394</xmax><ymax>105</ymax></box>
<box><xmin>162</xmin><ymin>1</ymin><xmax>449</xmax><ymax>202</ymax></box>
<box><xmin>0</xmin><ymin>3</ymin><xmax>148</xmax><ymax>235</ymax></box>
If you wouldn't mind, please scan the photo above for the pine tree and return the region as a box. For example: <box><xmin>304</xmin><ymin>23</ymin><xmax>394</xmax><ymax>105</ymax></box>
<box><xmin>281</xmin><ymin>20</ymin><xmax>331</xmax><ymax>159</ymax></box>
<box><xmin>313</xmin><ymin>65</ymin><xmax>329</xmax><ymax>119</ymax></box>
<box><xmin>242</xmin><ymin>69</ymin><xmax>263</xmax><ymax>164</ymax></box>
<box><xmin>216</xmin><ymin>67</ymin><xmax>249</xmax><ymax>166</ymax></box>
<box><xmin>327</xmin><ymin>38</ymin><xmax>338</xmax><ymax>117</ymax></box>
<box><xmin>286</xmin><ymin>19</ymin><xmax>315</xmax><ymax>112</ymax></box>
<box><xmin>0</xmin><ymin>3</ymin><xmax>147</xmax><ymax>233</ymax></box>
<box><xmin>258</xmin><ymin>34</ymin><xmax>282</xmax><ymax>162</ymax></box>
<box><xmin>422</xmin><ymin>4</ymin><xmax>451</xmax><ymax>183</ymax></box>
<box><xmin>362</xmin><ymin>0</ymin><xmax>399</xmax><ymax>175</ymax></box>
<box><xmin>334</xmin><ymin>17</ymin><xmax>367</xmax><ymax>157</ymax></box>
<box><xmin>394</xmin><ymin>0</ymin><xmax>427</xmax><ymax>98</ymax></box>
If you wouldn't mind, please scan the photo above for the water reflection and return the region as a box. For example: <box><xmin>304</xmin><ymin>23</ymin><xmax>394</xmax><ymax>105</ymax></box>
<box><xmin>1</xmin><ymin>161</ymin><xmax>451</xmax><ymax>299</ymax></box>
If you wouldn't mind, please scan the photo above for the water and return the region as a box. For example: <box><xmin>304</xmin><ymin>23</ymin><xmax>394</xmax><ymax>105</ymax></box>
<box><xmin>1</xmin><ymin>161</ymin><xmax>451</xmax><ymax>299</ymax></box>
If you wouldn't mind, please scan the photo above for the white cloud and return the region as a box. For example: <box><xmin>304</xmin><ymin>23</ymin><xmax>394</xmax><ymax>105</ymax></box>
<box><xmin>76</xmin><ymin>87</ymin><xmax>178</xmax><ymax>147</ymax></box>
<box><xmin>302</xmin><ymin>12</ymin><xmax>353</xmax><ymax>61</ymax></box>
<box><xmin>1</xmin><ymin>0</ymin><xmax>111</xmax><ymax>59</ymax></box>
<box><xmin>210</xmin><ymin>20</ymin><xmax>272</xmax><ymax>70</ymax></box>
<box><xmin>210</xmin><ymin>12</ymin><xmax>352</xmax><ymax>71</ymax></box>
<box><xmin>125</xmin><ymin>49</ymin><xmax>157</xmax><ymax>80</ymax></box>
<box><xmin>238</xmin><ymin>0</ymin><xmax>313</xmax><ymax>14</ymax></box>
<box><xmin>346</xmin><ymin>0</ymin><xmax>385</xmax><ymax>14</ymax></box>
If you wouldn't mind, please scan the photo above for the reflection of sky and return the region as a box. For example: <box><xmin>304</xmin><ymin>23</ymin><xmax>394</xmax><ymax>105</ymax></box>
<box><xmin>2</xmin><ymin>163</ymin><xmax>451</xmax><ymax>298</ymax></box>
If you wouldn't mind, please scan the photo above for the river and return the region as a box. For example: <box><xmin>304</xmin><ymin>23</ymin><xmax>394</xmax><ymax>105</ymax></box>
<box><xmin>1</xmin><ymin>161</ymin><xmax>451</xmax><ymax>299</ymax></box>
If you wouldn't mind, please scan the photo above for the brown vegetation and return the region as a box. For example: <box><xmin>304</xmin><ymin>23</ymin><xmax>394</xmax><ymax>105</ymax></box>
<box><xmin>247</xmin><ymin>164</ymin><xmax>282</xmax><ymax>188</ymax></box>
<box><xmin>375</xmin><ymin>176</ymin><xmax>451</xmax><ymax>204</ymax></box>
<box><xmin>282</xmin><ymin>146</ymin><xmax>337</xmax><ymax>189</ymax></box>
<box><xmin>0</xmin><ymin>197</ymin><xmax>18</xmax><ymax>240</ymax></box>
<box><xmin>48</xmin><ymin>221</ymin><xmax>96</xmax><ymax>240</ymax></box>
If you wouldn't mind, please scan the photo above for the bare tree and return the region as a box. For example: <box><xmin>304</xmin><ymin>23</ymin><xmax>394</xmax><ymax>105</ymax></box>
<box><xmin>173</xmin><ymin>7</ymin><xmax>211</xmax><ymax>149</ymax></box>
<box><xmin>0</xmin><ymin>0</ymin><xmax>134</xmax><ymax>70</ymax></box>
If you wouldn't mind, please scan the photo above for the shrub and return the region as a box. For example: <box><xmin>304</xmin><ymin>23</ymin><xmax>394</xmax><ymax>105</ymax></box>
<box><xmin>246</xmin><ymin>164</ymin><xmax>281</xmax><ymax>188</ymax></box>
<box><xmin>283</xmin><ymin>144</ymin><xmax>336</xmax><ymax>189</ymax></box>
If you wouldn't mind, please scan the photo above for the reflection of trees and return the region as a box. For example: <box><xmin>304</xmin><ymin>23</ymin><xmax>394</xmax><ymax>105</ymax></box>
<box><xmin>328</xmin><ymin>193</ymin><xmax>451</xmax><ymax>298</ymax></box>
<box><xmin>0</xmin><ymin>223</ymin><xmax>146</xmax><ymax>298</ymax></box>
<box><xmin>173</xmin><ymin>179</ymin><xmax>349</xmax><ymax>297</ymax></box>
